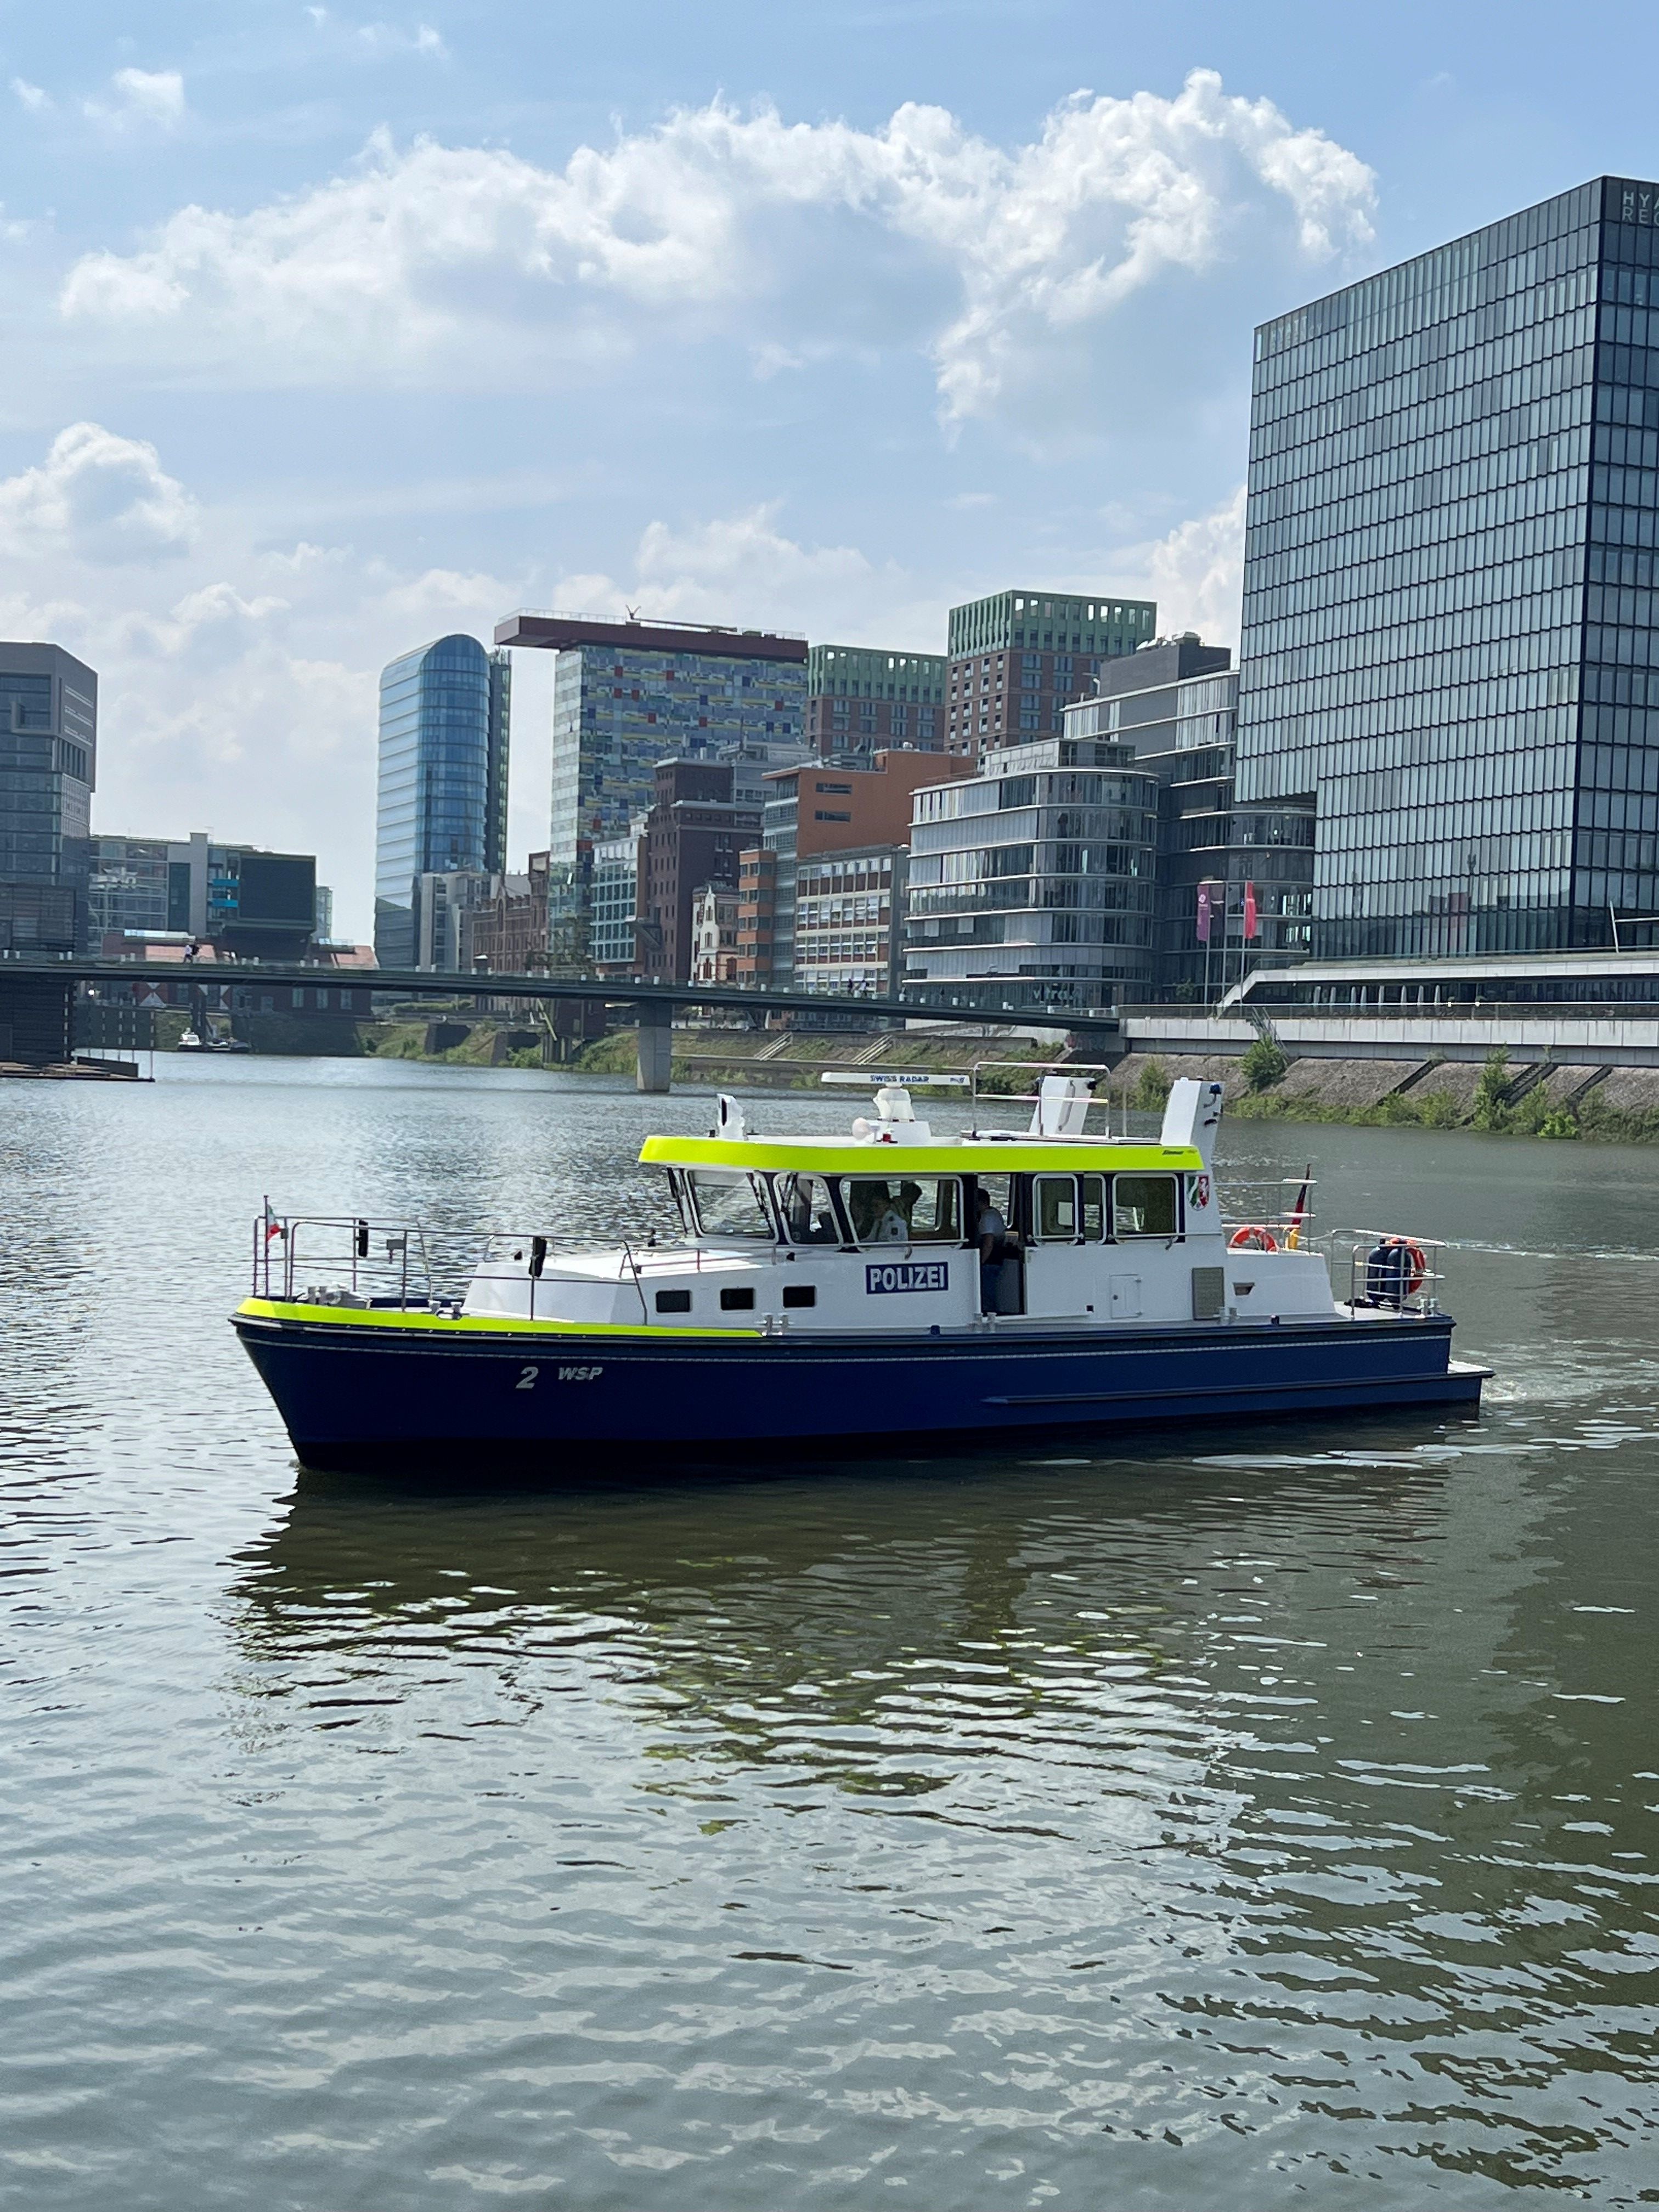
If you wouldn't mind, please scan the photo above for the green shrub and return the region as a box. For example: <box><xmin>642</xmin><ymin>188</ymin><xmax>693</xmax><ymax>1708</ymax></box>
<box><xmin>1537</xmin><ymin>1108</ymin><xmax>1579</xmax><ymax>1139</ymax></box>
<box><xmin>1471</xmin><ymin>1048</ymin><xmax>1513</xmax><ymax>1131</ymax></box>
<box><xmin>1131</xmin><ymin>1058</ymin><xmax>1171</xmax><ymax>1111</ymax></box>
<box><xmin>1414</xmin><ymin>1085</ymin><xmax>1461</xmax><ymax>1130</ymax></box>
<box><xmin>1240</xmin><ymin>1035</ymin><xmax>1288</xmax><ymax>1092</ymax></box>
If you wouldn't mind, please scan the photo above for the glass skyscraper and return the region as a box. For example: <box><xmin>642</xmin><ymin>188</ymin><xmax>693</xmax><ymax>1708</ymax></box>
<box><xmin>1238</xmin><ymin>174</ymin><xmax>1659</xmax><ymax>957</ymax></box>
<box><xmin>374</xmin><ymin>634</ymin><xmax>510</xmax><ymax>967</ymax></box>
<box><xmin>0</xmin><ymin>641</ymin><xmax>97</xmax><ymax>951</ymax></box>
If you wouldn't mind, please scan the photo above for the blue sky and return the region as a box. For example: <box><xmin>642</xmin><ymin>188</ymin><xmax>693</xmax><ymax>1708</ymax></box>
<box><xmin>4</xmin><ymin>0</ymin><xmax>1657</xmax><ymax>935</ymax></box>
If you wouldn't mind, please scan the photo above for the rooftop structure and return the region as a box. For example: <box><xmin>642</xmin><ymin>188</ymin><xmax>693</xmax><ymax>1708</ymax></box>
<box><xmin>807</xmin><ymin>643</ymin><xmax>947</xmax><ymax>757</ymax></box>
<box><xmin>944</xmin><ymin>590</ymin><xmax>1156</xmax><ymax>757</ymax></box>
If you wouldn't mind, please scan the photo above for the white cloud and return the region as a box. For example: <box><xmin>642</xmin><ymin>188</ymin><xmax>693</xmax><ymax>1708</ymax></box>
<box><xmin>12</xmin><ymin>78</ymin><xmax>52</xmax><ymax>112</ymax></box>
<box><xmin>1142</xmin><ymin>484</ymin><xmax>1246</xmax><ymax>645</ymax></box>
<box><xmin>86</xmin><ymin>67</ymin><xmax>186</xmax><ymax>131</ymax></box>
<box><xmin>58</xmin><ymin>71</ymin><xmax>1372</xmax><ymax>424</ymax></box>
<box><xmin>354</xmin><ymin>20</ymin><xmax>449</xmax><ymax>58</ymax></box>
<box><xmin>0</xmin><ymin>422</ymin><xmax>198</xmax><ymax>562</ymax></box>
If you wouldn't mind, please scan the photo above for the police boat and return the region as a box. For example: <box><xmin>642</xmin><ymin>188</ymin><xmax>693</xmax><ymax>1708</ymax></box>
<box><xmin>231</xmin><ymin>1074</ymin><xmax>1488</xmax><ymax>1471</ymax></box>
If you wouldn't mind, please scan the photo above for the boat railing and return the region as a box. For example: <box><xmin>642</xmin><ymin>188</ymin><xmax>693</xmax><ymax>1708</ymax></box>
<box><xmin>968</xmin><ymin>1058</ymin><xmax>1116</xmax><ymax>1135</ymax></box>
<box><xmin>253</xmin><ymin>1210</ymin><xmax>674</xmax><ymax>1321</ymax></box>
<box><xmin>1218</xmin><ymin>1175</ymin><xmax>1323</xmax><ymax>1255</ymax></box>
<box><xmin>1333</xmin><ymin>1228</ymin><xmax>1449</xmax><ymax>1318</ymax></box>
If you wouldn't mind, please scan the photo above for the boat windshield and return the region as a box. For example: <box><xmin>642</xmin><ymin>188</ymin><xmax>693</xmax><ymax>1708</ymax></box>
<box><xmin>689</xmin><ymin>1171</ymin><xmax>775</xmax><ymax>1241</ymax></box>
<box><xmin>775</xmin><ymin>1173</ymin><xmax>839</xmax><ymax>1245</ymax></box>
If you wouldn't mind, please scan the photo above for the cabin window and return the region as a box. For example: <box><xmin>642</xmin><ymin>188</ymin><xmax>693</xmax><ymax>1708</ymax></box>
<box><xmin>655</xmin><ymin>1289</ymin><xmax>692</xmax><ymax>1313</ymax></box>
<box><xmin>901</xmin><ymin>1178</ymin><xmax>961</xmax><ymax>1242</ymax></box>
<box><xmin>782</xmin><ymin>1283</ymin><xmax>816</xmax><ymax>1307</ymax></box>
<box><xmin>775</xmin><ymin>1172</ymin><xmax>838</xmax><ymax>1245</ymax></box>
<box><xmin>689</xmin><ymin>1171</ymin><xmax>774</xmax><ymax>1241</ymax></box>
<box><xmin>719</xmin><ymin>1286</ymin><xmax>755</xmax><ymax>1311</ymax></box>
<box><xmin>839</xmin><ymin>1176</ymin><xmax>960</xmax><ymax>1246</ymax></box>
<box><xmin>1034</xmin><ymin>1175</ymin><xmax>1076</xmax><ymax>1240</ymax></box>
<box><xmin>1113</xmin><ymin>1174</ymin><xmax>1179</xmax><ymax>1238</ymax></box>
<box><xmin>967</xmin><ymin>1173</ymin><xmax>1013</xmax><ymax>1244</ymax></box>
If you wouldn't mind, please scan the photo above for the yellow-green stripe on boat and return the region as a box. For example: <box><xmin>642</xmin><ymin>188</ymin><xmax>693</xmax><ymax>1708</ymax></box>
<box><xmin>236</xmin><ymin>1297</ymin><xmax>760</xmax><ymax>1339</ymax></box>
<box><xmin>639</xmin><ymin>1138</ymin><xmax>1203</xmax><ymax>1175</ymax></box>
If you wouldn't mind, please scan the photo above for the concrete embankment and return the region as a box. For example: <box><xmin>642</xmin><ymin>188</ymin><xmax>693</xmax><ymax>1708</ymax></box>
<box><xmin>1113</xmin><ymin>1049</ymin><xmax>1659</xmax><ymax>1143</ymax></box>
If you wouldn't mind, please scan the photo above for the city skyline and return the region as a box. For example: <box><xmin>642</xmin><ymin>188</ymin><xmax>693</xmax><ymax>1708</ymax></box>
<box><xmin>7</xmin><ymin>5</ymin><xmax>1659</xmax><ymax>934</ymax></box>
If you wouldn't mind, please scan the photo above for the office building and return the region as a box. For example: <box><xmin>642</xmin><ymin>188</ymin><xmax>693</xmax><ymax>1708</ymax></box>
<box><xmin>89</xmin><ymin>831</ymin><xmax>317</xmax><ymax>959</ymax></box>
<box><xmin>375</xmin><ymin>633</ymin><xmax>511</xmax><ymax>967</ymax></box>
<box><xmin>590</xmin><ymin>819</ymin><xmax>648</xmax><ymax>975</ymax></box>
<box><xmin>807</xmin><ymin>644</ymin><xmax>947</xmax><ymax>757</ymax></box>
<box><xmin>411</xmin><ymin>868</ymin><xmax>494</xmax><ymax>972</ymax></box>
<box><xmin>634</xmin><ymin>760</ymin><xmax>760</xmax><ymax>983</ymax></box>
<box><xmin>0</xmin><ymin>641</ymin><xmax>97</xmax><ymax>951</ymax></box>
<box><xmin>1239</xmin><ymin>174</ymin><xmax>1659</xmax><ymax>958</ymax></box>
<box><xmin>1066</xmin><ymin>637</ymin><xmax>1316</xmax><ymax>995</ymax></box>
<box><xmin>735</xmin><ymin>749</ymin><xmax>975</xmax><ymax>989</ymax></box>
<box><xmin>944</xmin><ymin>590</ymin><xmax>1156</xmax><ymax>757</ymax></box>
<box><xmin>87</xmin><ymin>834</ymin><xmax>171</xmax><ymax>938</ymax></box>
<box><xmin>495</xmin><ymin>611</ymin><xmax>806</xmax><ymax>887</ymax></box>
<box><xmin>792</xmin><ymin>845</ymin><xmax>905</xmax><ymax>999</ymax></box>
<box><xmin>903</xmin><ymin>733</ymin><xmax>1159</xmax><ymax>1013</ymax></box>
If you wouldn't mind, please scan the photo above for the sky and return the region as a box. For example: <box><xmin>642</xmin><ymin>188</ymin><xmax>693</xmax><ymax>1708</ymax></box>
<box><xmin>4</xmin><ymin>2</ymin><xmax>1659</xmax><ymax>938</ymax></box>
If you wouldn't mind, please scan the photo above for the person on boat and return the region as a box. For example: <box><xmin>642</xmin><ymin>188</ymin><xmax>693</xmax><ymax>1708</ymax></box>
<box><xmin>969</xmin><ymin>1182</ymin><xmax>1009</xmax><ymax>1311</ymax></box>
<box><xmin>853</xmin><ymin>1182</ymin><xmax>908</xmax><ymax>1243</ymax></box>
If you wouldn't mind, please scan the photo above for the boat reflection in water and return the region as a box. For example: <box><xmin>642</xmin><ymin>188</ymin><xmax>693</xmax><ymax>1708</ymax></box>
<box><xmin>218</xmin><ymin>1411</ymin><xmax>1653</xmax><ymax>2197</ymax></box>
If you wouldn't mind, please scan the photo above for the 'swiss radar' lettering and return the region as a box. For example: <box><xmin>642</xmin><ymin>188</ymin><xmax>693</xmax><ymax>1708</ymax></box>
<box><xmin>865</xmin><ymin>1261</ymin><xmax>949</xmax><ymax>1295</ymax></box>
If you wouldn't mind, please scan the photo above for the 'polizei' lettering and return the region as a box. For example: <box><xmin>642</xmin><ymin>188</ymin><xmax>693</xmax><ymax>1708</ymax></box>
<box><xmin>865</xmin><ymin>1261</ymin><xmax>949</xmax><ymax>1295</ymax></box>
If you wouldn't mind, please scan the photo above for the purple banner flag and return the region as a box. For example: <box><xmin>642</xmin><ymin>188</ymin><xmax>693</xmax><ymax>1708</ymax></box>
<box><xmin>1195</xmin><ymin>881</ymin><xmax>1213</xmax><ymax>944</ymax></box>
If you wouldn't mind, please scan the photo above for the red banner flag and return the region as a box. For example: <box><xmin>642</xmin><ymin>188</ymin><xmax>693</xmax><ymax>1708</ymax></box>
<box><xmin>1243</xmin><ymin>881</ymin><xmax>1259</xmax><ymax>940</ymax></box>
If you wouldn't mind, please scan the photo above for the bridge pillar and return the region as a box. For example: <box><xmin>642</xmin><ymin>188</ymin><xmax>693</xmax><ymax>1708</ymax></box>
<box><xmin>636</xmin><ymin>1005</ymin><xmax>673</xmax><ymax>1094</ymax></box>
<box><xmin>0</xmin><ymin>972</ymin><xmax>75</xmax><ymax>1066</ymax></box>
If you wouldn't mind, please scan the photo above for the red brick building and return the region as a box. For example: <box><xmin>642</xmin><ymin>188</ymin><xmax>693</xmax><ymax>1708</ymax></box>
<box><xmin>636</xmin><ymin>760</ymin><xmax>760</xmax><ymax>983</ymax></box>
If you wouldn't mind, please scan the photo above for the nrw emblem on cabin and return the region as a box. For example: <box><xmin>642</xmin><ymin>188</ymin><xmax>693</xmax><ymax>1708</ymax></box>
<box><xmin>866</xmin><ymin>1261</ymin><xmax>949</xmax><ymax>1295</ymax></box>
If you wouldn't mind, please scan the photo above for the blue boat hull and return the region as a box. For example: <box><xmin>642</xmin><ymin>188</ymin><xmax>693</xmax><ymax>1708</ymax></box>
<box><xmin>233</xmin><ymin>1311</ymin><xmax>1486</xmax><ymax>1473</ymax></box>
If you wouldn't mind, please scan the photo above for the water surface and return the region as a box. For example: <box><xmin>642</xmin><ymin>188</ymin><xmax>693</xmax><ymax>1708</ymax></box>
<box><xmin>3</xmin><ymin>1058</ymin><xmax>1657</xmax><ymax>2208</ymax></box>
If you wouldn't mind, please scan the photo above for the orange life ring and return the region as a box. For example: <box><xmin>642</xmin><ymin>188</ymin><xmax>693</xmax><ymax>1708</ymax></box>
<box><xmin>1229</xmin><ymin>1224</ymin><xmax>1278</xmax><ymax>1252</ymax></box>
<box><xmin>1389</xmin><ymin>1237</ymin><xmax>1427</xmax><ymax>1295</ymax></box>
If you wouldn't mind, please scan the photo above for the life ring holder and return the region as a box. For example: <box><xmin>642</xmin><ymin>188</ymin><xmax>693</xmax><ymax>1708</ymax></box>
<box><xmin>1228</xmin><ymin>1224</ymin><xmax>1278</xmax><ymax>1252</ymax></box>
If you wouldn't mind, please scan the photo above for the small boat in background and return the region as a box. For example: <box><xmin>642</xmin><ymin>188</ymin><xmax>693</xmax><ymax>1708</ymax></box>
<box><xmin>232</xmin><ymin>1070</ymin><xmax>1489</xmax><ymax>1474</ymax></box>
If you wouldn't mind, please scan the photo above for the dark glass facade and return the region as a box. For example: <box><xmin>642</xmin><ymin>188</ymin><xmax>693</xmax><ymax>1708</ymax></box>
<box><xmin>1068</xmin><ymin>639</ymin><xmax>1315</xmax><ymax>996</ymax></box>
<box><xmin>0</xmin><ymin>642</ymin><xmax>97</xmax><ymax>950</ymax></box>
<box><xmin>1238</xmin><ymin>176</ymin><xmax>1659</xmax><ymax>957</ymax></box>
<box><xmin>375</xmin><ymin>634</ymin><xmax>510</xmax><ymax>967</ymax></box>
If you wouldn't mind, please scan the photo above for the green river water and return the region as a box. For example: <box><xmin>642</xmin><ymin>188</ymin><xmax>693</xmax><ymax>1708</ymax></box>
<box><xmin>2</xmin><ymin>1056</ymin><xmax>1656</xmax><ymax>2208</ymax></box>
